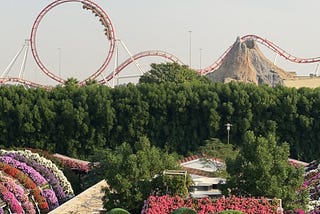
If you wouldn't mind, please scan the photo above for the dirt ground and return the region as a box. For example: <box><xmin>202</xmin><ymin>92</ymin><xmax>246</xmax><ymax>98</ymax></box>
<box><xmin>284</xmin><ymin>77</ymin><xmax>320</xmax><ymax>89</ymax></box>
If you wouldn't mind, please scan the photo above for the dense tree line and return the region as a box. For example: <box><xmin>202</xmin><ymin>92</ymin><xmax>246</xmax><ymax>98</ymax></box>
<box><xmin>0</xmin><ymin>63</ymin><xmax>319</xmax><ymax>162</ymax></box>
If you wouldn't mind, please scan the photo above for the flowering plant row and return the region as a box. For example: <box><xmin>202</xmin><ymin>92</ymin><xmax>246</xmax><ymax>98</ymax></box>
<box><xmin>304</xmin><ymin>169</ymin><xmax>320</xmax><ymax>201</ymax></box>
<box><xmin>0</xmin><ymin>182</ymin><xmax>24</xmax><ymax>213</ymax></box>
<box><xmin>42</xmin><ymin>188</ymin><xmax>59</xmax><ymax>209</ymax></box>
<box><xmin>0</xmin><ymin>162</ymin><xmax>49</xmax><ymax>212</ymax></box>
<box><xmin>0</xmin><ymin>173</ymin><xmax>36</xmax><ymax>214</ymax></box>
<box><xmin>301</xmin><ymin>161</ymin><xmax>320</xmax><ymax>213</ymax></box>
<box><xmin>53</xmin><ymin>153</ymin><xmax>91</xmax><ymax>173</ymax></box>
<box><xmin>1</xmin><ymin>150</ymin><xmax>74</xmax><ymax>196</ymax></box>
<box><xmin>4</xmin><ymin>152</ymin><xmax>67</xmax><ymax>203</ymax></box>
<box><xmin>141</xmin><ymin>195</ymin><xmax>279</xmax><ymax>214</ymax></box>
<box><xmin>30</xmin><ymin>187</ymin><xmax>49</xmax><ymax>211</ymax></box>
<box><xmin>0</xmin><ymin>155</ymin><xmax>47</xmax><ymax>186</ymax></box>
<box><xmin>0</xmin><ymin>156</ymin><xmax>59</xmax><ymax>210</ymax></box>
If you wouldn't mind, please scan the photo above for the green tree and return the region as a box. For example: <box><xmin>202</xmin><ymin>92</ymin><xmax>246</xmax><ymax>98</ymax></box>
<box><xmin>64</xmin><ymin>77</ymin><xmax>79</xmax><ymax>89</ymax></box>
<box><xmin>87</xmin><ymin>136</ymin><xmax>180</xmax><ymax>213</ymax></box>
<box><xmin>84</xmin><ymin>85</ymin><xmax>115</xmax><ymax>155</ymax></box>
<box><xmin>198</xmin><ymin>138</ymin><xmax>239</xmax><ymax>178</ymax></box>
<box><xmin>151</xmin><ymin>172</ymin><xmax>193</xmax><ymax>198</ymax></box>
<box><xmin>139</xmin><ymin>62</ymin><xmax>210</xmax><ymax>84</ymax></box>
<box><xmin>199</xmin><ymin>138</ymin><xmax>239</xmax><ymax>161</ymax></box>
<box><xmin>225</xmin><ymin>131</ymin><xmax>307</xmax><ymax>210</ymax></box>
<box><xmin>110</xmin><ymin>84</ymin><xmax>149</xmax><ymax>148</ymax></box>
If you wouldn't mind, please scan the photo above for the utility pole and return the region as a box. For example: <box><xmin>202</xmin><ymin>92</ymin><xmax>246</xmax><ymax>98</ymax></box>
<box><xmin>58</xmin><ymin>48</ymin><xmax>62</xmax><ymax>77</ymax></box>
<box><xmin>225</xmin><ymin>123</ymin><xmax>232</xmax><ymax>144</ymax></box>
<box><xmin>188</xmin><ymin>30</ymin><xmax>192</xmax><ymax>67</ymax></box>
<box><xmin>199</xmin><ymin>48</ymin><xmax>202</xmax><ymax>70</ymax></box>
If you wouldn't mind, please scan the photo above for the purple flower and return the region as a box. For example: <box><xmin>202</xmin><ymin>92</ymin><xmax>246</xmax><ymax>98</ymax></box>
<box><xmin>3</xmin><ymin>153</ymin><xmax>68</xmax><ymax>202</ymax></box>
<box><xmin>23</xmin><ymin>201</ymin><xmax>36</xmax><ymax>214</ymax></box>
<box><xmin>0</xmin><ymin>155</ymin><xmax>47</xmax><ymax>186</ymax></box>
<box><xmin>0</xmin><ymin>183</ymin><xmax>24</xmax><ymax>214</ymax></box>
<box><xmin>6</xmin><ymin>179</ymin><xmax>27</xmax><ymax>201</ymax></box>
<box><xmin>42</xmin><ymin>188</ymin><xmax>59</xmax><ymax>210</ymax></box>
<box><xmin>1</xmin><ymin>177</ymin><xmax>36</xmax><ymax>213</ymax></box>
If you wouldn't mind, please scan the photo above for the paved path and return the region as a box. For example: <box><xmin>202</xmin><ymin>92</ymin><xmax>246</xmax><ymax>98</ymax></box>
<box><xmin>49</xmin><ymin>180</ymin><xmax>108</xmax><ymax>214</ymax></box>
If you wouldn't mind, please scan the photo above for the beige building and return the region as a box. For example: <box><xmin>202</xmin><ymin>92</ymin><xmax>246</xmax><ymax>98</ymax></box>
<box><xmin>179</xmin><ymin>154</ymin><xmax>226</xmax><ymax>198</ymax></box>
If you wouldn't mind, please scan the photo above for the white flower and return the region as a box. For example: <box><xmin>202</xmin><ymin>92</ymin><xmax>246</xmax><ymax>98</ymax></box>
<box><xmin>0</xmin><ymin>149</ymin><xmax>74</xmax><ymax>195</ymax></box>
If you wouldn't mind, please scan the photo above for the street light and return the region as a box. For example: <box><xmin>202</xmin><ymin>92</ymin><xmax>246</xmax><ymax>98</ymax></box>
<box><xmin>188</xmin><ymin>30</ymin><xmax>192</xmax><ymax>67</ymax></box>
<box><xmin>199</xmin><ymin>48</ymin><xmax>202</xmax><ymax>70</ymax></box>
<box><xmin>225</xmin><ymin>123</ymin><xmax>232</xmax><ymax>144</ymax></box>
<box><xmin>58</xmin><ymin>48</ymin><xmax>62</xmax><ymax>77</ymax></box>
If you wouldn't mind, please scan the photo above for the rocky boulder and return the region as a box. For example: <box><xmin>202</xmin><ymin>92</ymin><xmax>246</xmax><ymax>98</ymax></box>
<box><xmin>206</xmin><ymin>37</ymin><xmax>294</xmax><ymax>86</ymax></box>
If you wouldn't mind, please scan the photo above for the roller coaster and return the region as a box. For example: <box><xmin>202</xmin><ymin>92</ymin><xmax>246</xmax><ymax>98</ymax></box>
<box><xmin>1</xmin><ymin>0</ymin><xmax>320</xmax><ymax>89</ymax></box>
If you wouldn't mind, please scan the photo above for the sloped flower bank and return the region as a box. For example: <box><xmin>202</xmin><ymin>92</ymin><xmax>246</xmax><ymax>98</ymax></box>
<box><xmin>3</xmin><ymin>152</ymin><xmax>67</xmax><ymax>202</ymax></box>
<box><xmin>52</xmin><ymin>153</ymin><xmax>91</xmax><ymax>173</ymax></box>
<box><xmin>0</xmin><ymin>173</ymin><xmax>36</xmax><ymax>213</ymax></box>
<box><xmin>0</xmin><ymin>149</ymin><xmax>74</xmax><ymax>213</ymax></box>
<box><xmin>303</xmin><ymin>161</ymin><xmax>320</xmax><ymax>213</ymax></box>
<box><xmin>141</xmin><ymin>195</ymin><xmax>279</xmax><ymax>214</ymax></box>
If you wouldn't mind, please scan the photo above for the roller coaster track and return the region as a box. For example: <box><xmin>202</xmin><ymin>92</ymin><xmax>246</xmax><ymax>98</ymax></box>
<box><xmin>3</xmin><ymin>0</ymin><xmax>320</xmax><ymax>88</ymax></box>
<box><xmin>30</xmin><ymin>0</ymin><xmax>116</xmax><ymax>84</ymax></box>
<box><xmin>102</xmin><ymin>34</ymin><xmax>320</xmax><ymax>81</ymax></box>
<box><xmin>199</xmin><ymin>34</ymin><xmax>320</xmax><ymax>75</ymax></box>
<box><xmin>2</xmin><ymin>34</ymin><xmax>320</xmax><ymax>88</ymax></box>
<box><xmin>3</xmin><ymin>1</ymin><xmax>320</xmax><ymax>87</ymax></box>
<box><xmin>98</xmin><ymin>50</ymin><xmax>184</xmax><ymax>84</ymax></box>
<box><xmin>0</xmin><ymin>77</ymin><xmax>52</xmax><ymax>90</ymax></box>
<box><xmin>0</xmin><ymin>50</ymin><xmax>182</xmax><ymax>88</ymax></box>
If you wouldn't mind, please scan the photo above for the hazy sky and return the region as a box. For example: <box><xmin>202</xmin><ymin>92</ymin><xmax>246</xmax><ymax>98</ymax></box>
<box><xmin>1</xmin><ymin>0</ymin><xmax>320</xmax><ymax>85</ymax></box>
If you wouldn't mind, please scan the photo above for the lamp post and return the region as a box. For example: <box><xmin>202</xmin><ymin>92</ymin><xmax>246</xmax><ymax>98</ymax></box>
<box><xmin>199</xmin><ymin>48</ymin><xmax>202</xmax><ymax>70</ymax></box>
<box><xmin>225</xmin><ymin>123</ymin><xmax>232</xmax><ymax>144</ymax></box>
<box><xmin>58</xmin><ymin>48</ymin><xmax>61</xmax><ymax>77</ymax></box>
<box><xmin>188</xmin><ymin>30</ymin><xmax>192</xmax><ymax>67</ymax></box>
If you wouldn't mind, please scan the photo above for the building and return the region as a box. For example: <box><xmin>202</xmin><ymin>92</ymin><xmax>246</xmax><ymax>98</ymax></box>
<box><xmin>179</xmin><ymin>154</ymin><xmax>226</xmax><ymax>198</ymax></box>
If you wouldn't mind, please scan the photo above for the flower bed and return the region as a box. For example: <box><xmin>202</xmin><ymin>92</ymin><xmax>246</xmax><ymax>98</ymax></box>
<box><xmin>42</xmin><ymin>188</ymin><xmax>59</xmax><ymax>209</ymax></box>
<box><xmin>0</xmin><ymin>149</ymin><xmax>76</xmax><ymax>213</ymax></box>
<box><xmin>302</xmin><ymin>161</ymin><xmax>320</xmax><ymax>213</ymax></box>
<box><xmin>304</xmin><ymin>170</ymin><xmax>320</xmax><ymax>201</ymax></box>
<box><xmin>0</xmin><ymin>173</ymin><xmax>36</xmax><ymax>214</ymax></box>
<box><xmin>0</xmin><ymin>182</ymin><xmax>24</xmax><ymax>214</ymax></box>
<box><xmin>0</xmin><ymin>155</ymin><xmax>47</xmax><ymax>186</ymax></box>
<box><xmin>1</xmin><ymin>149</ymin><xmax>74</xmax><ymax>197</ymax></box>
<box><xmin>0</xmin><ymin>162</ymin><xmax>49</xmax><ymax>212</ymax></box>
<box><xmin>141</xmin><ymin>195</ymin><xmax>279</xmax><ymax>214</ymax></box>
<box><xmin>0</xmin><ymin>155</ymin><xmax>59</xmax><ymax>210</ymax></box>
<box><xmin>53</xmin><ymin>153</ymin><xmax>91</xmax><ymax>173</ymax></box>
<box><xmin>4</xmin><ymin>152</ymin><xmax>66</xmax><ymax>202</ymax></box>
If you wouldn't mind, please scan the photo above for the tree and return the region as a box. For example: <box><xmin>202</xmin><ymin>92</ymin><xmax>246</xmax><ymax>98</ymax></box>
<box><xmin>199</xmin><ymin>138</ymin><xmax>239</xmax><ymax>161</ymax></box>
<box><xmin>64</xmin><ymin>78</ymin><xmax>79</xmax><ymax>89</ymax></box>
<box><xmin>225</xmin><ymin>131</ymin><xmax>307</xmax><ymax>210</ymax></box>
<box><xmin>199</xmin><ymin>138</ymin><xmax>239</xmax><ymax>178</ymax></box>
<box><xmin>139</xmin><ymin>62</ymin><xmax>211</xmax><ymax>84</ymax></box>
<box><xmin>110</xmin><ymin>84</ymin><xmax>149</xmax><ymax>148</ymax></box>
<box><xmin>87</xmin><ymin>136</ymin><xmax>180</xmax><ymax>213</ymax></box>
<box><xmin>151</xmin><ymin>172</ymin><xmax>193</xmax><ymax>198</ymax></box>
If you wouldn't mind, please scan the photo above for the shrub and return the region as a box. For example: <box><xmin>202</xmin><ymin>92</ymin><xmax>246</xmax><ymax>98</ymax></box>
<box><xmin>216</xmin><ymin>211</ymin><xmax>245</xmax><ymax>214</ymax></box>
<box><xmin>171</xmin><ymin>207</ymin><xmax>197</xmax><ymax>214</ymax></box>
<box><xmin>107</xmin><ymin>208</ymin><xmax>131</xmax><ymax>214</ymax></box>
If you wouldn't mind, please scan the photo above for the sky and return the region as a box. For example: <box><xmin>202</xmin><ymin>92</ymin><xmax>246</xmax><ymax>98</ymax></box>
<box><xmin>1</xmin><ymin>0</ymin><xmax>320</xmax><ymax>86</ymax></box>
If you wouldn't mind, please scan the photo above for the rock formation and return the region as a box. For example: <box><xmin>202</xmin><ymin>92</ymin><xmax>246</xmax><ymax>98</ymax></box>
<box><xmin>206</xmin><ymin>37</ymin><xmax>294</xmax><ymax>86</ymax></box>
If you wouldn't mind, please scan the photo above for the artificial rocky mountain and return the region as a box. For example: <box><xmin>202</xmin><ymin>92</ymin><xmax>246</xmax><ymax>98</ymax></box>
<box><xmin>206</xmin><ymin>37</ymin><xmax>294</xmax><ymax>86</ymax></box>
